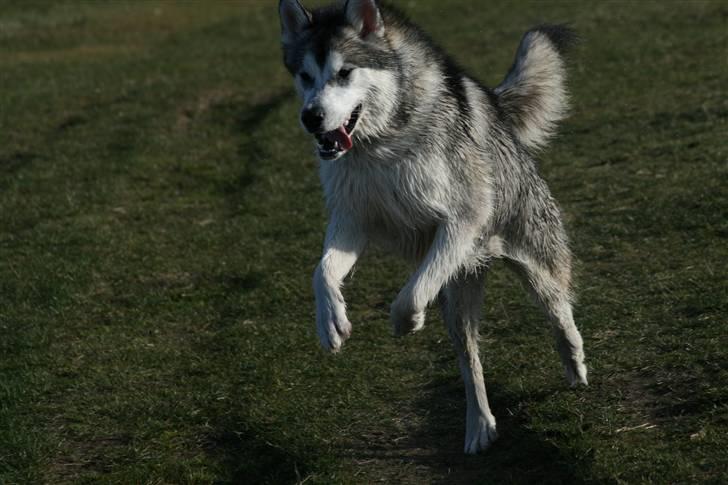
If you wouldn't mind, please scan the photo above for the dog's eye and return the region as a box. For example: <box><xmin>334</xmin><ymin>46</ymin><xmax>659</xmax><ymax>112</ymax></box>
<box><xmin>299</xmin><ymin>72</ymin><xmax>313</xmax><ymax>84</ymax></box>
<box><xmin>338</xmin><ymin>68</ymin><xmax>353</xmax><ymax>80</ymax></box>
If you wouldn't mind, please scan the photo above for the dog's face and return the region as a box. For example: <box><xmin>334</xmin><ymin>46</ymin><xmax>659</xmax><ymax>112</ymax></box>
<box><xmin>279</xmin><ymin>0</ymin><xmax>398</xmax><ymax>160</ymax></box>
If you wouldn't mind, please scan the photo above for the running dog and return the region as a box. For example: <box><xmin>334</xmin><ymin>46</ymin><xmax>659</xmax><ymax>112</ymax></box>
<box><xmin>278</xmin><ymin>0</ymin><xmax>588</xmax><ymax>453</ymax></box>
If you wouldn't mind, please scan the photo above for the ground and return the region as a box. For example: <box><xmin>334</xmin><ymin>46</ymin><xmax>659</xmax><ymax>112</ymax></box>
<box><xmin>1</xmin><ymin>1</ymin><xmax>726</xmax><ymax>483</ymax></box>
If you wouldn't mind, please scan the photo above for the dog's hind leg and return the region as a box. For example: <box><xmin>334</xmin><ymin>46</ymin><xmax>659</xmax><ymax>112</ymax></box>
<box><xmin>505</xmin><ymin>230</ymin><xmax>588</xmax><ymax>387</ymax></box>
<box><xmin>440</xmin><ymin>270</ymin><xmax>498</xmax><ymax>454</ymax></box>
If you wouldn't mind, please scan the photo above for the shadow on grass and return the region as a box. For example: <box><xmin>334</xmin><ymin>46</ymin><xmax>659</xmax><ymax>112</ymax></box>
<box><xmin>197</xmin><ymin>268</ymin><xmax>319</xmax><ymax>484</ymax></box>
<box><xmin>212</xmin><ymin>90</ymin><xmax>295</xmax><ymax>201</ymax></box>
<box><xmin>414</xmin><ymin>377</ymin><xmax>593</xmax><ymax>484</ymax></box>
<box><xmin>0</xmin><ymin>151</ymin><xmax>40</xmax><ymax>175</ymax></box>
<box><xmin>345</xmin><ymin>376</ymin><xmax>594</xmax><ymax>484</ymax></box>
<box><xmin>234</xmin><ymin>91</ymin><xmax>295</xmax><ymax>134</ymax></box>
<box><xmin>203</xmin><ymin>426</ymin><xmax>310</xmax><ymax>485</ymax></box>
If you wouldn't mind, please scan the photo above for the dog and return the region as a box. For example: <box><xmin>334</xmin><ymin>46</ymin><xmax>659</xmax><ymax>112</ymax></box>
<box><xmin>278</xmin><ymin>0</ymin><xmax>588</xmax><ymax>454</ymax></box>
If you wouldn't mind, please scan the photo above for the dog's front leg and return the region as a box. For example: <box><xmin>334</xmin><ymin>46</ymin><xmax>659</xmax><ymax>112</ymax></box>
<box><xmin>391</xmin><ymin>222</ymin><xmax>480</xmax><ymax>336</ymax></box>
<box><xmin>313</xmin><ymin>214</ymin><xmax>367</xmax><ymax>352</ymax></box>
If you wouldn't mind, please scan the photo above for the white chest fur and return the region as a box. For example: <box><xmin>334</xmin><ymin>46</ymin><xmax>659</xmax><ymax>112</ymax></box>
<box><xmin>320</xmin><ymin>154</ymin><xmax>452</xmax><ymax>236</ymax></box>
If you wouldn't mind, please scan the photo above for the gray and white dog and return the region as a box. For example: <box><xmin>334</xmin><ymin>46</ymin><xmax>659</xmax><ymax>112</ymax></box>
<box><xmin>279</xmin><ymin>0</ymin><xmax>588</xmax><ymax>453</ymax></box>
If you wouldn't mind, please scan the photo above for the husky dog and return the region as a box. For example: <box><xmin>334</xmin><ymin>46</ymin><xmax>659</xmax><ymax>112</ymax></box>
<box><xmin>278</xmin><ymin>0</ymin><xmax>588</xmax><ymax>453</ymax></box>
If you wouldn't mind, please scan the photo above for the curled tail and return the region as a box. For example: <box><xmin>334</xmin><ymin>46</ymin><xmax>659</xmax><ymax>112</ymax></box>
<box><xmin>494</xmin><ymin>25</ymin><xmax>576</xmax><ymax>152</ymax></box>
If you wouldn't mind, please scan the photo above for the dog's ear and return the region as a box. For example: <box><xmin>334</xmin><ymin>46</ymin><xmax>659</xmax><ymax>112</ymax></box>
<box><xmin>345</xmin><ymin>0</ymin><xmax>384</xmax><ymax>38</ymax></box>
<box><xmin>279</xmin><ymin>0</ymin><xmax>312</xmax><ymax>43</ymax></box>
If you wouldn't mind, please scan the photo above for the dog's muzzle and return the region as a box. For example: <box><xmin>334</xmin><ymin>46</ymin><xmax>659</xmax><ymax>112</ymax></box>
<box><xmin>314</xmin><ymin>105</ymin><xmax>362</xmax><ymax>160</ymax></box>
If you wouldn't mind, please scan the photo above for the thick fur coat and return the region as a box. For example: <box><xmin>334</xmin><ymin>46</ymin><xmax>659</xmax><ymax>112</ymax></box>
<box><xmin>279</xmin><ymin>0</ymin><xmax>588</xmax><ymax>453</ymax></box>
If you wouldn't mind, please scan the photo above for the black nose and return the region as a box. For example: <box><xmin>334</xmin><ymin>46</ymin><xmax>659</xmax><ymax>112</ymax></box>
<box><xmin>301</xmin><ymin>108</ymin><xmax>325</xmax><ymax>133</ymax></box>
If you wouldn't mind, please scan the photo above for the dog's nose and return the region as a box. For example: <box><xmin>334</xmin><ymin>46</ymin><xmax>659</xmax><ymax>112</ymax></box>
<box><xmin>301</xmin><ymin>108</ymin><xmax>325</xmax><ymax>133</ymax></box>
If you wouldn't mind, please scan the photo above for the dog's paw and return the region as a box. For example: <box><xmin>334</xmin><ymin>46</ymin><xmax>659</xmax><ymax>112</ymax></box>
<box><xmin>464</xmin><ymin>414</ymin><xmax>498</xmax><ymax>454</ymax></box>
<box><xmin>566</xmin><ymin>359</ymin><xmax>588</xmax><ymax>387</ymax></box>
<box><xmin>390</xmin><ymin>299</ymin><xmax>425</xmax><ymax>337</ymax></box>
<box><xmin>315</xmin><ymin>289</ymin><xmax>352</xmax><ymax>353</ymax></box>
<box><xmin>317</xmin><ymin>304</ymin><xmax>351</xmax><ymax>353</ymax></box>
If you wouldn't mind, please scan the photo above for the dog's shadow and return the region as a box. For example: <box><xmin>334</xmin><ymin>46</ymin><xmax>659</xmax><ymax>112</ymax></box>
<box><xmin>345</xmin><ymin>375</ymin><xmax>594</xmax><ymax>484</ymax></box>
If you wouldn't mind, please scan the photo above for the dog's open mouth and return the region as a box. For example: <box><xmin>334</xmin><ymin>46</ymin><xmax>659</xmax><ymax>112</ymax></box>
<box><xmin>315</xmin><ymin>105</ymin><xmax>362</xmax><ymax>160</ymax></box>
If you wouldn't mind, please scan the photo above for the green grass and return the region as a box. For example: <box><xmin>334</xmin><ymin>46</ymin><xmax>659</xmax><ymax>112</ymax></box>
<box><xmin>1</xmin><ymin>1</ymin><xmax>726</xmax><ymax>483</ymax></box>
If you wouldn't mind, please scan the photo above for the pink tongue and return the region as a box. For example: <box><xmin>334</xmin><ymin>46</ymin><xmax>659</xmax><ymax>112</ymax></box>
<box><xmin>326</xmin><ymin>126</ymin><xmax>353</xmax><ymax>151</ymax></box>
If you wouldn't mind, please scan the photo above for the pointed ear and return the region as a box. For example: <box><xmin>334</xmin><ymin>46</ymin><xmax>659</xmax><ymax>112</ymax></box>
<box><xmin>279</xmin><ymin>0</ymin><xmax>312</xmax><ymax>43</ymax></box>
<box><xmin>345</xmin><ymin>0</ymin><xmax>384</xmax><ymax>38</ymax></box>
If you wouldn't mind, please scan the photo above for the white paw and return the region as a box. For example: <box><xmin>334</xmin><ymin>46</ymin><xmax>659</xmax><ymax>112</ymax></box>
<box><xmin>566</xmin><ymin>359</ymin><xmax>588</xmax><ymax>387</ymax></box>
<box><xmin>464</xmin><ymin>414</ymin><xmax>498</xmax><ymax>454</ymax></box>
<box><xmin>390</xmin><ymin>299</ymin><xmax>425</xmax><ymax>337</ymax></box>
<box><xmin>315</xmin><ymin>283</ymin><xmax>352</xmax><ymax>353</ymax></box>
<box><xmin>316</xmin><ymin>300</ymin><xmax>351</xmax><ymax>352</ymax></box>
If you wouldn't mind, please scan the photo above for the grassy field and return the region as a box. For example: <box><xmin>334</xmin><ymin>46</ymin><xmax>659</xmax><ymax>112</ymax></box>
<box><xmin>1</xmin><ymin>0</ymin><xmax>726</xmax><ymax>483</ymax></box>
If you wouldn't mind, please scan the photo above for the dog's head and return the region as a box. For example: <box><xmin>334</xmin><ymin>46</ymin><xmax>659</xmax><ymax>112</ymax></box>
<box><xmin>279</xmin><ymin>0</ymin><xmax>399</xmax><ymax>160</ymax></box>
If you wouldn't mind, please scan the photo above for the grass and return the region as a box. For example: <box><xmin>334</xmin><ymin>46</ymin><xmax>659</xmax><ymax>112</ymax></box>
<box><xmin>1</xmin><ymin>0</ymin><xmax>726</xmax><ymax>483</ymax></box>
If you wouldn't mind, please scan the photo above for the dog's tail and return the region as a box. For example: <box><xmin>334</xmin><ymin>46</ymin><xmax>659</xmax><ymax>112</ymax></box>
<box><xmin>494</xmin><ymin>25</ymin><xmax>576</xmax><ymax>152</ymax></box>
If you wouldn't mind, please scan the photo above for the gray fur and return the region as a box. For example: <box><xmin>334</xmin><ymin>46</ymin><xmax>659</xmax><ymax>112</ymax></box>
<box><xmin>279</xmin><ymin>0</ymin><xmax>588</xmax><ymax>454</ymax></box>
<box><xmin>495</xmin><ymin>25</ymin><xmax>576</xmax><ymax>151</ymax></box>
